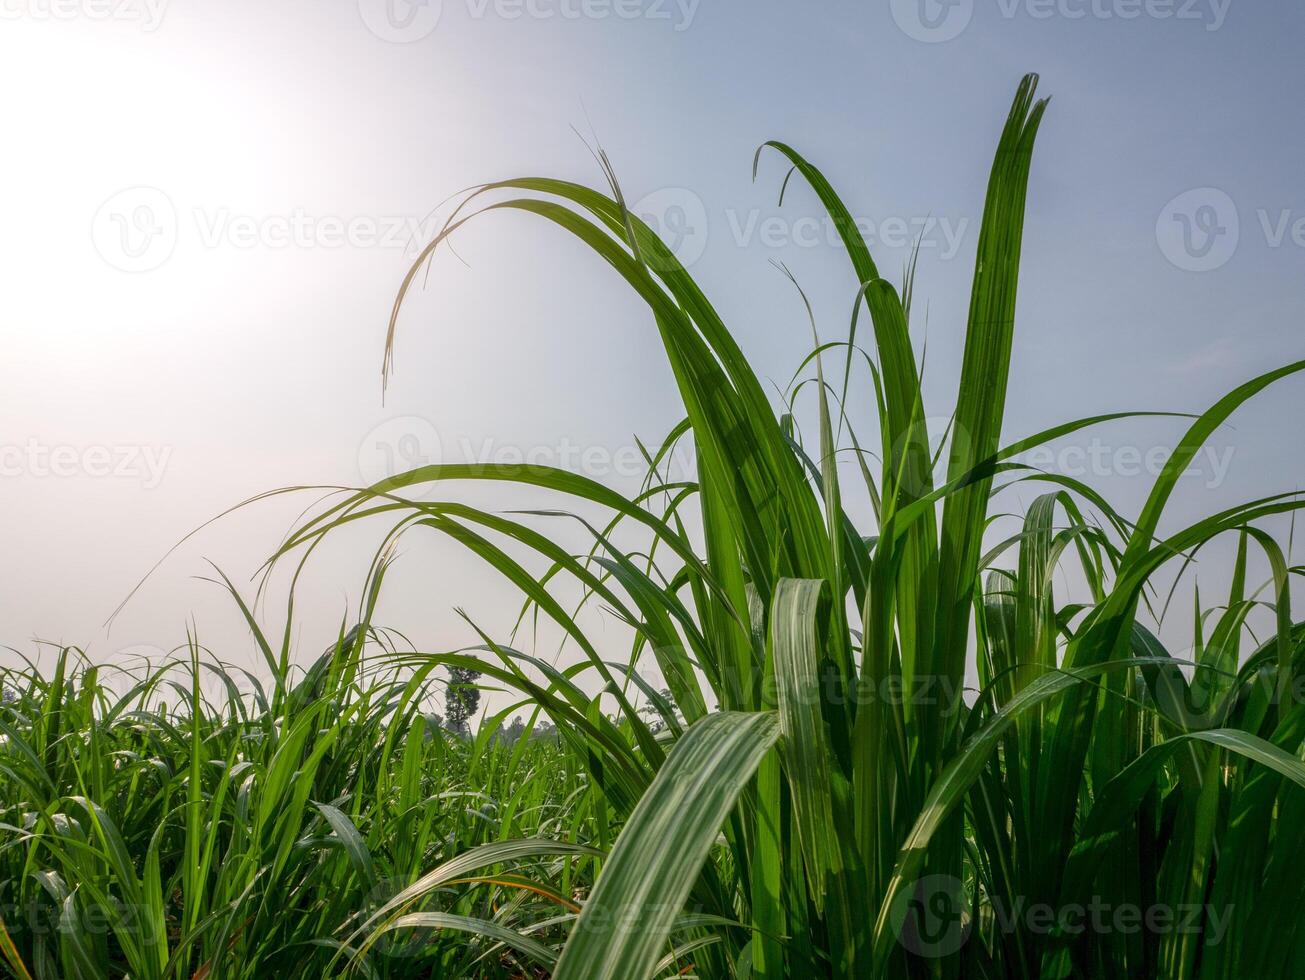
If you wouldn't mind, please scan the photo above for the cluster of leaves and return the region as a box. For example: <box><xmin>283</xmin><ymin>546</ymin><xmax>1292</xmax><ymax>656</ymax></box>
<box><xmin>279</xmin><ymin>74</ymin><xmax>1304</xmax><ymax>978</ymax></box>
<box><xmin>5</xmin><ymin>74</ymin><xmax>1305</xmax><ymax>980</ymax></box>
<box><xmin>0</xmin><ymin>633</ymin><xmax>601</xmax><ymax>979</ymax></box>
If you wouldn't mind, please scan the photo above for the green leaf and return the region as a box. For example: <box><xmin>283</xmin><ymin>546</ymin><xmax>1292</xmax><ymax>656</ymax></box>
<box><xmin>553</xmin><ymin>712</ymin><xmax>780</xmax><ymax>980</ymax></box>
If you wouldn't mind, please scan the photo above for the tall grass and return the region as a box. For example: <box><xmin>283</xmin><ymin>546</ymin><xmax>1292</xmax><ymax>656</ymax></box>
<box><xmin>4</xmin><ymin>74</ymin><xmax>1305</xmax><ymax>978</ymax></box>
<box><xmin>0</xmin><ymin>633</ymin><xmax>597</xmax><ymax>978</ymax></box>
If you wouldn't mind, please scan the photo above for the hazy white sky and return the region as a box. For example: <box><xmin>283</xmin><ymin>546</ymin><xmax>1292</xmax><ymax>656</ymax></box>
<box><xmin>2</xmin><ymin>0</ymin><xmax>1302</xmax><ymax>692</ymax></box>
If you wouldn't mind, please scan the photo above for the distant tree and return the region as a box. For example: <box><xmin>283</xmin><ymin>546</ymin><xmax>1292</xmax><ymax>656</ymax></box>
<box><xmin>531</xmin><ymin>718</ymin><xmax>559</xmax><ymax>744</ymax></box>
<box><xmin>639</xmin><ymin>687</ymin><xmax>677</xmax><ymax>733</ymax></box>
<box><xmin>423</xmin><ymin>711</ymin><xmax>444</xmax><ymax>738</ymax></box>
<box><xmin>444</xmin><ymin>666</ymin><xmax>481</xmax><ymax>735</ymax></box>
<box><xmin>493</xmin><ymin>715</ymin><xmax>527</xmax><ymax>746</ymax></box>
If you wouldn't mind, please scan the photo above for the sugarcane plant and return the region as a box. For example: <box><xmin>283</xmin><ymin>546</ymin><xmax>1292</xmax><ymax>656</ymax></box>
<box><xmin>4</xmin><ymin>73</ymin><xmax>1305</xmax><ymax>980</ymax></box>
<box><xmin>290</xmin><ymin>73</ymin><xmax>1305</xmax><ymax>979</ymax></box>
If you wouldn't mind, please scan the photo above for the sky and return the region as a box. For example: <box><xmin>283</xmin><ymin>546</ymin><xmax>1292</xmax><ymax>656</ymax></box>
<box><xmin>1</xmin><ymin>0</ymin><xmax>1302</xmax><ymax>697</ymax></box>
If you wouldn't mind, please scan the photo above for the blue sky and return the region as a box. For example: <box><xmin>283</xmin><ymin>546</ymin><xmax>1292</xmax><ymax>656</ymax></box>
<box><xmin>0</xmin><ymin>0</ymin><xmax>1300</xmax><ymax>684</ymax></box>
